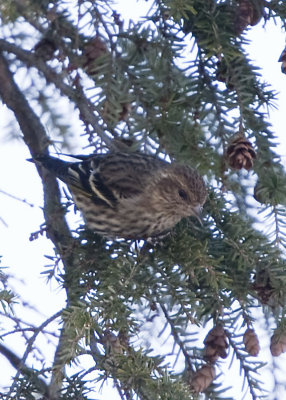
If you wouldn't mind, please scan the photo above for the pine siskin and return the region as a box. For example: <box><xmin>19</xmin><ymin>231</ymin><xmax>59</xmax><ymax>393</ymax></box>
<box><xmin>35</xmin><ymin>151</ymin><xmax>207</xmax><ymax>239</ymax></box>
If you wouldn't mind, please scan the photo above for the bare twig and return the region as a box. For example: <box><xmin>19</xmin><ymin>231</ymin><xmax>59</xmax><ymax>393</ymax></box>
<box><xmin>5</xmin><ymin>311</ymin><xmax>62</xmax><ymax>398</ymax></box>
<box><xmin>0</xmin><ymin>188</ymin><xmax>36</xmax><ymax>208</ymax></box>
<box><xmin>0</xmin><ymin>215</ymin><xmax>8</xmax><ymax>227</ymax></box>
<box><xmin>1</xmin><ymin>326</ymin><xmax>59</xmax><ymax>339</ymax></box>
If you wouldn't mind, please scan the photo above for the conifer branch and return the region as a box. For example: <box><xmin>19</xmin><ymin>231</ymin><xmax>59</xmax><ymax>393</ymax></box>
<box><xmin>1</xmin><ymin>0</ymin><xmax>286</xmax><ymax>397</ymax></box>
<box><xmin>227</xmin><ymin>334</ymin><xmax>262</xmax><ymax>400</ymax></box>
<box><xmin>0</xmin><ymin>50</ymin><xmax>78</xmax><ymax>398</ymax></box>
<box><xmin>0</xmin><ymin>343</ymin><xmax>49</xmax><ymax>397</ymax></box>
<box><xmin>0</xmin><ymin>39</ymin><xmax>113</xmax><ymax>148</ymax></box>
<box><xmin>160</xmin><ymin>302</ymin><xmax>195</xmax><ymax>373</ymax></box>
<box><xmin>0</xmin><ymin>311</ymin><xmax>61</xmax><ymax>399</ymax></box>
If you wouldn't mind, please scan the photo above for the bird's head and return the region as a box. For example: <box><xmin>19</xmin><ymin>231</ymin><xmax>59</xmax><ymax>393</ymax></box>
<box><xmin>151</xmin><ymin>164</ymin><xmax>207</xmax><ymax>221</ymax></box>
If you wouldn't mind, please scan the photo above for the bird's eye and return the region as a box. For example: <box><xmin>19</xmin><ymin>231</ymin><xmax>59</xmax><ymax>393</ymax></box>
<box><xmin>178</xmin><ymin>189</ymin><xmax>188</xmax><ymax>201</ymax></box>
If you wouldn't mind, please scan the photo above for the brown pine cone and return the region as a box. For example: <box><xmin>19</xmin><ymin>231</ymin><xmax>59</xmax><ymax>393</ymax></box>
<box><xmin>226</xmin><ymin>134</ymin><xmax>256</xmax><ymax>170</ymax></box>
<box><xmin>252</xmin><ymin>268</ymin><xmax>275</xmax><ymax>305</ymax></box>
<box><xmin>190</xmin><ymin>365</ymin><xmax>216</xmax><ymax>393</ymax></box>
<box><xmin>119</xmin><ymin>103</ymin><xmax>132</xmax><ymax>122</ymax></box>
<box><xmin>243</xmin><ymin>328</ymin><xmax>260</xmax><ymax>356</ymax></box>
<box><xmin>204</xmin><ymin>325</ymin><xmax>228</xmax><ymax>363</ymax></box>
<box><xmin>235</xmin><ymin>0</ymin><xmax>264</xmax><ymax>35</ymax></box>
<box><xmin>270</xmin><ymin>331</ymin><xmax>286</xmax><ymax>357</ymax></box>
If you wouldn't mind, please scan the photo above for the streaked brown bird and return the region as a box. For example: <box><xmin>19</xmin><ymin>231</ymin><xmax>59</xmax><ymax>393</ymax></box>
<box><xmin>35</xmin><ymin>152</ymin><xmax>207</xmax><ymax>239</ymax></box>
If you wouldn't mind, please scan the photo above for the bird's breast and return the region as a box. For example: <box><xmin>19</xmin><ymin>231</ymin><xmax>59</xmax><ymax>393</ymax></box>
<box><xmin>73</xmin><ymin>192</ymin><xmax>181</xmax><ymax>239</ymax></box>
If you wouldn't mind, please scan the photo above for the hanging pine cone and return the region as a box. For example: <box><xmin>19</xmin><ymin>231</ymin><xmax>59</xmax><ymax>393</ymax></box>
<box><xmin>252</xmin><ymin>268</ymin><xmax>275</xmax><ymax>305</ymax></box>
<box><xmin>235</xmin><ymin>0</ymin><xmax>264</xmax><ymax>35</ymax></box>
<box><xmin>278</xmin><ymin>46</ymin><xmax>286</xmax><ymax>75</ymax></box>
<box><xmin>243</xmin><ymin>328</ymin><xmax>260</xmax><ymax>356</ymax></box>
<box><xmin>189</xmin><ymin>365</ymin><xmax>216</xmax><ymax>393</ymax></box>
<box><xmin>204</xmin><ymin>325</ymin><xmax>228</xmax><ymax>363</ymax></box>
<box><xmin>270</xmin><ymin>331</ymin><xmax>286</xmax><ymax>357</ymax></box>
<box><xmin>226</xmin><ymin>134</ymin><xmax>256</xmax><ymax>170</ymax></box>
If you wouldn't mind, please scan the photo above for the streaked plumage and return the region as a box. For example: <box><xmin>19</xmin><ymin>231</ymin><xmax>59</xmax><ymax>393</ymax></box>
<box><xmin>35</xmin><ymin>152</ymin><xmax>207</xmax><ymax>239</ymax></box>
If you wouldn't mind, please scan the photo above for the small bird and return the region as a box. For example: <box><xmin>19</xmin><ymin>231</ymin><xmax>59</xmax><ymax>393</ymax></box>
<box><xmin>35</xmin><ymin>151</ymin><xmax>207</xmax><ymax>239</ymax></box>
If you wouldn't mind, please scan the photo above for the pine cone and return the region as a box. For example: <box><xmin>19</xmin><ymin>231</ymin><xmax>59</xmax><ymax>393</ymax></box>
<box><xmin>226</xmin><ymin>134</ymin><xmax>256</xmax><ymax>170</ymax></box>
<box><xmin>243</xmin><ymin>328</ymin><xmax>260</xmax><ymax>356</ymax></box>
<box><xmin>235</xmin><ymin>0</ymin><xmax>264</xmax><ymax>35</ymax></box>
<box><xmin>204</xmin><ymin>325</ymin><xmax>228</xmax><ymax>363</ymax></box>
<box><xmin>278</xmin><ymin>47</ymin><xmax>286</xmax><ymax>75</ymax></box>
<box><xmin>270</xmin><ymin>331</ymin><xmax>286</xmax><ymax>357</ymax></box>
<box><xmin>190</xmin><ymin>365</ymin><xmax>216</xmax><ymax>393</ymax></box>
<box><xmin>252</xmin><ymin>268</ymin><xmax>275</xmax><ymax>305</ymax></box>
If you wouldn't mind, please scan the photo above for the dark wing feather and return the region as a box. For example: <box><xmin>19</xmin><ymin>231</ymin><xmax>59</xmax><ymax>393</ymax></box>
<box><xmin>68</xmin><ymin>160</ymin><xmax>118</xmax><ymax>207</ymax></box>
<box><xmin>92</xmin><ymin>152</ymin><xmax>168</xmax><ymax>199</ymax></box>
<box><xmin>34</xmin><ymin>152</ymin><xmax>168</xmax><ymax>206</ymax></box>
<box><xmin>33</xmin><ymin>154</ymin><xmax>117</xmax><ymax>207</ymax></box>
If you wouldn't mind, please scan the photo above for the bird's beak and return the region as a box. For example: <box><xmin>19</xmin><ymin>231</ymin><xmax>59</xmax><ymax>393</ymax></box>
<box><xmin>192</xmin><ymin>205</ymin><xmax>203</xmax><ymax>225</ymax></box>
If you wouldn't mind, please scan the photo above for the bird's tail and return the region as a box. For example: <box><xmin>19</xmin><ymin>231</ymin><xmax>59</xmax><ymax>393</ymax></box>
<box><xmin>30</xmin><ymin>154</ymin><xmax>71</xmax><ymax>183</ymax></box>
<box><xmin>29</xmin><ymin>154</ymin><xmax>95</xmax><ymax>197</ymax></box>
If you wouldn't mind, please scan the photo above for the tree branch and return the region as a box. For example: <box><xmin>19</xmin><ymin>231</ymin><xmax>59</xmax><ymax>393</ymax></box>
<box><xmin>0</xmin><ymin>50</ymin><xmax>78</xmax><ymax>399</ymax></box>
<box><xmin>0</xmin><ymin>50</ymin><xmax>74</xmax><ymax>248</ymax></box>
<box><xmin>160</xmin><ymin>302</ymin><xmax>195</xmax><ymax>373</ymax></box>
<box><xmin>0</xmin><ymin>38</ymin><xmax>114</xmax><ymax>148</ymax></box>
<box><xmin>0</xmin><ymin>343</ymin><xmax>49</xmax><ymax>397</ymax></box>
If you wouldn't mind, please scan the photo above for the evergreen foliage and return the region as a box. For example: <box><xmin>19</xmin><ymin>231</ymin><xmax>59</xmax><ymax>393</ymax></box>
<box><xmin>0</xmin><ymin>0</ymin><xmax>286</xmax><ymax>399</ymax></box>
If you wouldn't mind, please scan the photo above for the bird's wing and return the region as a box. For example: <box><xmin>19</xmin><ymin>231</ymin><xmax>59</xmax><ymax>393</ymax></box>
<box><xmin>35</xmin><ymin>152</ymin><xmax>168</xmax><ymax>207</ymax></box>
<box><xmin>91</xmin><ymin>152</ymin><xmax>167</xmax><ymax>200</ymax></box>
<box><xmin>64</xmin><ymin>156</ymin><xmax>118</xmax><ymax>207</ymax></box>
<box><xmin>34</xmin><ymin>154</ymin><xmax>117</xmax><ymax>207</ymax></box>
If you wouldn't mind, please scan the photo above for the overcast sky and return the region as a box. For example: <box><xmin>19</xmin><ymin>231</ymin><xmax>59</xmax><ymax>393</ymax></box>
<box><xmin>1</xmin><ymin>2</ymin><xmax>286</xmax><ymax>399</ymax></box>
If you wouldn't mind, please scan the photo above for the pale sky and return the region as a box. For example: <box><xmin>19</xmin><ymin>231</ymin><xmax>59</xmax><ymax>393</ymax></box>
<box><xmin>1</xmin><ymin>2</ymin><xmax>286</xmax><ymax>399</ymax></box>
